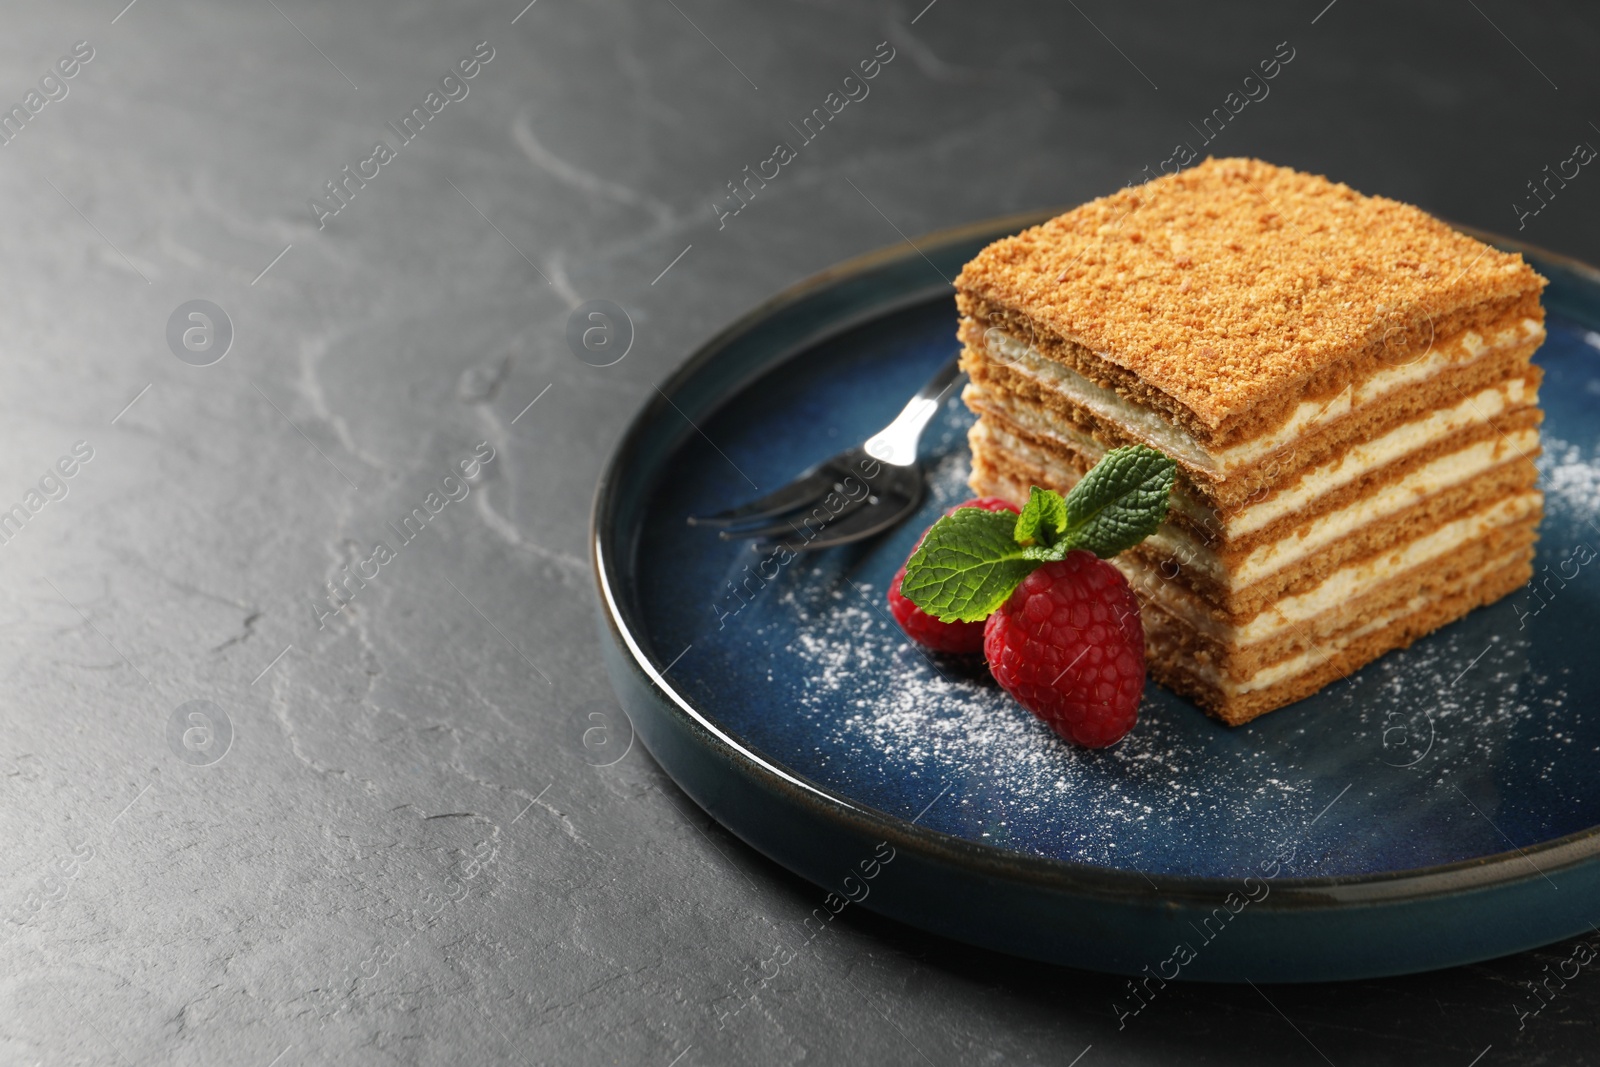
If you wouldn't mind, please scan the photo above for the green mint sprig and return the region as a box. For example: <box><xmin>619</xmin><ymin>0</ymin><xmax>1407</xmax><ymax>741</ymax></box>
<box><xmin>900</xmin><ymin>445</ymin><xmax>1176</xmax><ymax>623</ymax></box>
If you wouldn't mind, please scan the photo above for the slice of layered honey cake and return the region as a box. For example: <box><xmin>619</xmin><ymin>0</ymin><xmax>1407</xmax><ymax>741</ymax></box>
<box><xmin>955</xmin><ymin>157</ymin><xmax>1546</xmax><ymax>725</ymax></box>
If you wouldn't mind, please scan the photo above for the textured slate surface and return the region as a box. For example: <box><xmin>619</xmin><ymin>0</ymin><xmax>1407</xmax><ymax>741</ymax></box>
<box><xmin>1</xmin><ymin>0</ymin><xmax>1597</xmax><ymax>1063</ymax></box>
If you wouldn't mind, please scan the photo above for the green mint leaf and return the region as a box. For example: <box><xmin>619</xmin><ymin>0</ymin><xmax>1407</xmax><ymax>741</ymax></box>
<box><xmin>899</xmin><ymin>508</ymin><xmax>1038</xmax><ymax>623</ymax></box>
<box><xmin>1022</xmin><ymin>541</ymin><xmax>1072</xmax><ymax>563</ymax></box>
<box><xmin>1062</xmin><ymin>444</ymin><xmax>1176</xmax><ymax>558</ymax></box>
<box><xmin>899</xmin><ymin>446</ymin><xmax>1176</xmax><ymax>625</ymax></box>
<box><xmin>1013</xmin><ymin>486</ymin><xmax>1069</xmax><ymax>548</ymax></box>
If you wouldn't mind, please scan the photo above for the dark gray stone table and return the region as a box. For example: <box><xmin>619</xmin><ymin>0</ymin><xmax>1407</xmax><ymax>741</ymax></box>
<box><xmin>3</xmin><ymin>0</ymin><xmax>1597</xmax><ymax>1063</ymax></box>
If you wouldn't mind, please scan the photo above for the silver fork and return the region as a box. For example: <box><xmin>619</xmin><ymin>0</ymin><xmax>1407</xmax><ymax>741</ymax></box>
<box><xmin>687</xmin><ymin>353</ymin><xmax>963</xmax><ymax>550</ymax></box>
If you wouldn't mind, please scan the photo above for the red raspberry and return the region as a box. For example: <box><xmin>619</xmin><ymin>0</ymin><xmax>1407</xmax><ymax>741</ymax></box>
<box><xmin>888</xmin><ymin>497</ymin><xmax>1020</xmax><ymax>653</ymax></box>
<box><xmin>983</xmin><ymin>551</ymin><xmax>1145</xmax><ymax>748</ymax></box>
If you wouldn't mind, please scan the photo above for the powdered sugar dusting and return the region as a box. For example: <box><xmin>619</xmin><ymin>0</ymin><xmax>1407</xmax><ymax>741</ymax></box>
<box><xmin>732</xmin><ymin>434</ymin><xmax>1327</xmax><ymax>874</ymax></box>
<box><xmin>1541</xmin><ymin>433</ymin><xmax>1600</xmax><ymax>524</ymax></box>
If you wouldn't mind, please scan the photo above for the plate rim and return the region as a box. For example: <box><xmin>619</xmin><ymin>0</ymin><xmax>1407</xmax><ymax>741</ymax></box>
<box><xmin>590</xmin><ymin>210</ymin><xmax>1600</xmax><ymax>911</ymax></box>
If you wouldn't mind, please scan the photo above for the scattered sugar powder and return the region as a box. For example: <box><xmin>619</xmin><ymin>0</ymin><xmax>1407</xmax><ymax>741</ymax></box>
<box><xmin>756</xmin><ymin>541</ymin><xmax>1594</xmax><ymax>875</ymax></box>
<box><xmin>752</xmin><ymin>548</ymin><xmax>1327</xmax><ymax>876</ymax></box>
<box><xmin>1540</xmin><ymin>434</ymin><xmax>1600</xmax><ymax>524</ymax></box>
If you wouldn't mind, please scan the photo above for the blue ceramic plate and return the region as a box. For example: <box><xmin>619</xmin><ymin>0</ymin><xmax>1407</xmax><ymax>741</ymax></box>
<box><xmin>592</xmin><ymin>214</ymin><xmax>1600</xmax><ymax>981</ymax></box>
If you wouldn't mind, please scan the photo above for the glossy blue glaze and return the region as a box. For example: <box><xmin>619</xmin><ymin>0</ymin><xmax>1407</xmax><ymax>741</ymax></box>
<box><xmin>593</xmin><ymin>217</ymin><xmax>1600</xmax><ymax>979</ymax></box>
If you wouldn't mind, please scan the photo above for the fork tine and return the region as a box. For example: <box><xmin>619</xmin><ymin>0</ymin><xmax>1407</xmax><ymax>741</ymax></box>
<box><xmin>686</xmin><ymin>467</ymin><xmax>838</xmax><ymax>527</ymax></box>
<box><xmin>783</xmin><ymin>484</ymin><xmax>923</xmax><ymax>552</ymax></box>
<box><xmin>715</xmin><ymin>491</ymin><xmax>871</xmax><ymax>541</ymax></box>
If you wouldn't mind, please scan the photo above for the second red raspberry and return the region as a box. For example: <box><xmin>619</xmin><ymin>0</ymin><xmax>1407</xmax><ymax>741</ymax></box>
<box><xmin>888</xmin><ymin>497</ymin><xmax>1019</xmax><ymax>653</ymax></box>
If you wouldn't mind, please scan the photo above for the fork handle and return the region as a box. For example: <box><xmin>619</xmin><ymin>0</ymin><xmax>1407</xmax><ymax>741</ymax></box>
<box><xmin>863</xmin><ymin>353</ymin><xmax>963</xmax><ymax>467</ymax></box>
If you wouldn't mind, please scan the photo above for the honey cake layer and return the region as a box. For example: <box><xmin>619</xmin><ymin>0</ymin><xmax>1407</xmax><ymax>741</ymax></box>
<box><xmin>960</xmin><ymin>310</ymin><xmax>1543</xmax><ymax>506</ymax></box>
<box><xmin>969</xmin><ymin>436</ymin><xmax>1540</xmax><ymax>618</ymax></box>
<box><xmin>1141</xmin><ymin>531</ymin><xmax>1535</xmax><ymax>725</ymax></box>
<box><xmin>1118</xmin><ymin>506</ymin><xmax>1538</xmax><ymax>680</ymax></box>
<box><xmin>953</xmin><ymin>157</ymin><xmax>1546</xmax><ymax>442</ymax></box>
<box><xmin>958</xmin><ymin>292</ymin><xmax>1542</xmax><ymax>453</ymax></box>
<box><xmin>968</xmin><ymin>398</ymin><xmax>1542</xmax><ymax>556</ymax></box>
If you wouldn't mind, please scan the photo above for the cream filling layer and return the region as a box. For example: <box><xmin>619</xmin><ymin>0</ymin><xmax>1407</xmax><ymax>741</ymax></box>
<box><xmin>968</xmin><ymin>374</ymin><xmax>1539</xmax><ymax>540</ymax></box>
<box><xmin>966</xmin><ymin>410</ymin><xmax>1216</xmax><ymax>530</ymax></box>
<box><xmin>1224</xmin><ymin>378</ymin><xmax>1536</xmax><ymax>538</ymax></box>
<box><xmin>1117</xmin><ymin>491</ymin><xmax>1540</xmax><ymax>653</ymax></box>
<box><xmin>1168</xmin><ymin>539</ymin><xmax>1530</xmax><ymax>698</ymax></box>
<box><xmin>975</xmin><ymin>417</ymin><xmax>1541</xmax><ymax>589</ymax></box>
<box><xmin>979</xmin><ymin>316</ymin><xmax>1543</xmax><ymax>479</ymax></box>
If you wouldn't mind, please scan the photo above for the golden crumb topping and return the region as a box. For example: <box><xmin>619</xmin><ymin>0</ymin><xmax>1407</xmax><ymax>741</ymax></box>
<box><xmin>955</xmin><ymin>158</ymin><xmax>1545</xmax><ymax>430</ymax></box>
